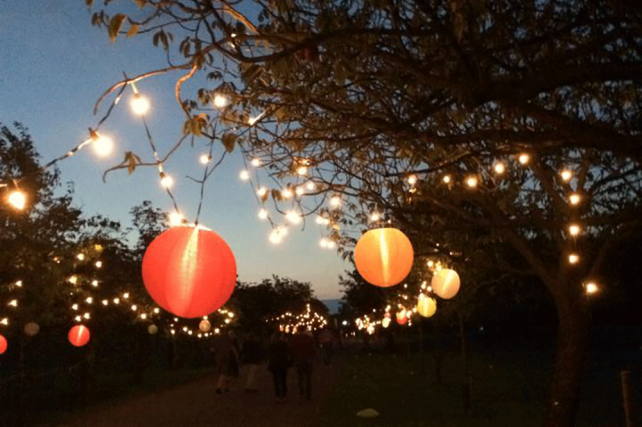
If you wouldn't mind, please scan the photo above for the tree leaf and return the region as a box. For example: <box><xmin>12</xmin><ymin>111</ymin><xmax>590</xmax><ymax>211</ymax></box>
<box><xmin>133</xmin><ymin>0</ymin><xmax>146</xmax><ymax>9</ymax></box>
<box><xmin>124</xmin><ymin>151</ymin><xmax>139</xmax><ymax>175</ymax></box>
<box><xmin>108</xmin><ymin>14</ymin><xmax>127</xmax><ymax>43</ymax></box>
<box><xmin>85</xmin><ymin>0</ymin><xmax>93</xmax><ymax>7</ymax></box>
<box><xmin>221</xmin><ymin>133</ymin><xmax>237</xmax><ymax>152</ymax></box>
<box><xmin>126</xmin><ymin>23</ymin><xmax>140</xmax><ymax>38</ymax></box>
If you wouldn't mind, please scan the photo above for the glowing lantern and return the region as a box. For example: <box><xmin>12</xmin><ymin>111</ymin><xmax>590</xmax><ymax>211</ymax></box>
<box><xmin>382</xmin><ymin>317</ymin><xmax>391</xmax><ymax>328</ymax></box>
<box><xmin>199</xmin><ymin>319</ymin><xmax>212</xmax><ymax>332</ymax></box>
<box><xmin>431</xmin><ymin>269</ymin><xmax>460</xmax><ymax>299</ymax></box>
<box><xmin>396</xmin><ymin>310</ymin><xmax>408</xmax><ymax>325</ymax></box>
<box><xmin>354</xmin><ymin>228</ymin><xmax>414</xmax><ymax>287</ymax></box>
<box><xmin>24</xmin><ymin>322</ymin><xmax>40</xmax><ymax>337</ymax></box>
<box><xmin>417</xmin><ymin>295</ymin><xmax>437</xmax><ymax>318</ymax></box>
<box><xmin>0</xmin><ymin>335</ymin><xmax>7</xmax><ymax>354</ymax></box>
<box><xmin>68</xmin><ymin>325</ymin><xmax>90</xmax><ymax>347</ymax></box>
<box><xmin>147</xmin><ymin>325</ymin><xmax>159</xmax><ymax>335</ymax></box>
<box><xmin>142</xmin><ymin>225</ymin><xmax>237</xmax><ymax>318</ymax></box>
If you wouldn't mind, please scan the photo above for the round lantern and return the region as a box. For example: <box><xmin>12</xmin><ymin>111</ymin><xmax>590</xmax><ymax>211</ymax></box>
<box><xmin>382</xmin><ymin>317</ymin><xmax>391</xmax><ymax>328</ymax></box>
<box><xmin>354</xmin><ymin>228</ymin><xmax>414</xmax><ymax>287</ymax></box>
<box><xmin>0</xmin><ymin>335</ymin><xmax>7</xmax><ymax>355</ymax></box>
<box><xmin>417</xmin><ymin>295</ymin><xmax>437</xmax><ymax>318</ymax></box>
<box><xmin>24</xmin><ymin>322</ymin><xmax>40</xmax><ymax>337</ymax></box>
<box><xmin>68</xmin><ymin>325</ymin><xmax>90</xmax><ymax>347</ymax></box>
<box><xmin>431</xmin><ymin>269</ymin><xmax>460</xmax><ymax>299</ymax></box>
<box><xmin>199</xmin><ymin>319</ymin><xmax>211</xmax><ymax>333</ymax></box>
<box><xmin>147</xmin><ymin>324</ymin><xmax>159</xmax><ymax>335</ymax></box>
<box><xmin>396</xmin><ymin>310</ymin><xmax>408</xmax><ymax>325</ymax></box>
<box><xmin>142</xmin><ymin>225</ymin><xmax>237</xmax><ymax>318</ymax></box>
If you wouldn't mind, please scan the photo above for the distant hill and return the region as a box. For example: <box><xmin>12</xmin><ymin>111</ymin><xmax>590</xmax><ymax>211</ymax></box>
<box><xmin>322</xmin><ymin>299</ymin><xmax>341</xmax><ymax>314</ymax></box>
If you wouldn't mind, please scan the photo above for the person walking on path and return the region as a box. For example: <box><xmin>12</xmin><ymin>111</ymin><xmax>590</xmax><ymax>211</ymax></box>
<box><xmin>214</xmin><ymin>330</ymin><xmax>240</xmax><ymax>394</ymax></box>
<box><xmin>242</xmin><ymin>332</ymin><xmax>263</xmax><ymax>392</ymax></box>
<box><xmin>267</xmin><ymin>333</ymin><xmax>291</xmax><ymax>403</ymax></box>
<box><xmin>291</xmin><ymin>325</ymin><xmax>316</xmax><ymax>403</ymax></box>
<box><xmin>319</xmin><ymin>328</ymin><xmax>334</xmax><ymax>366</ymax></box>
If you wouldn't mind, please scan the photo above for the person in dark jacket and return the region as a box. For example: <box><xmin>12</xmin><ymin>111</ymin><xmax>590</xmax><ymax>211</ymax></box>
<box><xmin>267</xmin><ymin>333</ymin><xmax>291</xmax><ymax>403</ymax></box>
<box><xmin>291</xmin><ymin>325</ymin><xmax>316</xmax><ymax>402</ymax></box>
<box><xmin>242</xmin><ymin>332</ymin><xmax>263</xmax><ymax>392</ymax></box>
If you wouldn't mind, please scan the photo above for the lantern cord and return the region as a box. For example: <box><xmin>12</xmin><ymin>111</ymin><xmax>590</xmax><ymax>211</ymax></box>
<box><xmin>194</xmin><ymin>126</ymin><xmax>224</xmax><ymax>226</ymax></box>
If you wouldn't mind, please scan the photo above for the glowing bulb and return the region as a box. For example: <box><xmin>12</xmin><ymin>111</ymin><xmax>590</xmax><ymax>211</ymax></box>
<box><xmin>569</xmin><ymin>193</ymin><xmax>581</xmax><ymax>205</ymax></box>
<box><xmin>251</xmin><ymin>158</ymin><xmax>261</xmax><ymax>167</ymax></box>
<box><xmin>95</xmin><ymin>261</ymin><xmax>102</xmax><ymax>268</ymax></box>
<box><xmin>442</xmin><ymin>175</ymin><xmax>451</xmax><ymax>184</ymax></box>
<box><xmin>75</xmin><ymin>315</ymin><xmax>81</xmax><ymax>322</ymax></box>
<box><xmin>8</xmin><ymin>190</ymin><xmax>26</xmax><ymax>210</ymax></box>
<box><xmin>86</xmin><ymin>297</ymin><xmax>93</xmax><ymax>304</ymax></box>
<box><xmin>169</xmin><ymin>212</ymin><xmax>184</xmax><ymax>227</ymax></box>
<box><xmin>83</xmin><ymin>313</ymin><xmax>90</xmax><ymax>320</ymax></box>
<box><xmin>316</xmin><ymin>215</ymin><xmax>329</xmax><ymax>225</ymax></box>
<box><xmin>282</xmin><ymin>188</ymin><xmax>293</xmax><ymax>199</ymax></box>
<box><xmin>8</xmin><ymin>300</ymin><xmax>17</xmax><ymax>307</ymax></box>
<box><xmin>258</xmin><ymin>209</ymin><xmax>268</xmax><ymax>220</ymax></box>
<box><xmin>91</xmin><ymin>280</ymin><xmax>98</xmax><ymax>287</ymax></box>
<box><xmin>329</xmin><ymin>196</ymin><xmax>341</xmax><ymax>209</ymax></box>
<box><xmin>561</xmin><ymin>170</ymin><xmax>573</xmax><ymax>181</ymax></box>
<box><xmin>77</xmin><ymin>253</ymin><xmax>85</xmax><ymax>261</ymax></box>
<box><xmin>248</xmin><ymin>116</ymin><xmax>259</xmax><ymax>126</ymax></box>
<box><xmin>518</xmin><ymin>154</ymin><xmax>530</xmax><ymax>165</ymax></box>
<box><xmin>113</xmin><ymin>298</ymin><xmax>120</xmax><ymax>304</ymax></box>
<box><xmin>154</xmin><ymin>308</ymin><xmax>160</xmax><ymax>314</ymax></box>
<box><xmin>466</xmin><ymin>176</ymin><xmax>478</xmax><ymax>188</ymax></box>
<box><xmin>92</xmin><ymin>133</ymin><xmax>114</xmax><ymax>157</ymax></box>
<box><xmin>295</xmin><ymin>187</ymin><xmax>305</xmax><ymax>196</ymax></box>
<box><xmin>72</xmin><ymin>304</ymin><xmax>78</xmax><ymax>311</ymax></box>
<box><xmin>370</xmin><ymin>212</ymin><xmax>380</xmax><ymax>222</ymax></box>
<box><xmin>569</xmin><ymin>254</ymin><xmax>580</xmax><ymax>264</ymax></box>
<box><xmin>297</xmin><ymin>166</ymin><xmax>308</xmax><ymax>175</ymax></box>
<box><xmin>131</xmin><ymin>305</ymin><xmax>137</xmax><ymax>311</ymax></box>
<box><xmin>407</xmin><ymin>175</ymin><xmax>417</xmax><ymax>185</ymax></box>
<box><xmin>586</xmin><ymin>282</ymin><xmax>598</xmax><ymax>294</ymax></box>
<box><xmin>286</xmin><ymin>211</ymin><xmax>302</xmax><ymax>224</ymax></box>
<box><xmin>130</xmin><ymin>94</ymin><xmax>150</xmax><ymax>115</ymax></box>
<box><xmin>306</xmin><ymin>182</ymin><xmax>316</xmax><ymax>191</ymax></box>
<box><xmin>257</xmin><ymin>187</ymin><xmax>268</xmax><ymax>197</ymax></box>
<box><xmin>199</xmin><ymin>154</ymin><xmax>211</xmax><ymax>164</ymax></box>
<box><xmin>102</xmin><ymin>300</ymin><xmax>108</xmax><ymax>306</ymax></box>
<box><xmin>568</xmin><ymin>224</ymin><xmax>581</xmax><ymax>236</ymax></box>
<box><xmin>68</xmin><ymin>276</ymin><xmax>78</xmax><ymax>285</ymax></box>
<box><xmin>15</xmin><ymin>280</ymin><xmax>22</xmax><ymax>287</ymax></box>
<box><xmin>160</xmin><ymin>173</ymin><xmax>173</xmax><ymax>188</ymax></box>
<box><xmin>140</xmin><ymin>313</ymin><xmax>147</xmax><ymax>320</ymax></box>
<box><xmin>494</xmin><ymin>163</ymin><xmax>505</xmax><ymax>174</ymax></box>
<box><xmin>0</xmin><ymin>318</ymin><xmax>8</xmax><ymax>326</ymax></box>
<box><xmin>239</xmin><ymin>170</ymin><xmax>250</xmax><ymax>181</ymax></box>
<box><xmin>269</xmin><ymin>230</ymin><xmax>283</xmax><ymax>244</ymax></box>
<box><xmin>327</xmin><ymin>240</ymin><xmax>337</xmax><ymax>249</ymax></box>
<box><xmin>319</xmin><ymin>238</ymin><xmax>329</xmax><ymax>248</ymax></box>
<box><xmin>123</xmin><ymin>293</ymin><xmax>130</xmax><ymax>299</ymax></box>
<box><xmin>213</xmin><ymin>93</ymin><xmax>229</xmax><ymax>108</ymax></box>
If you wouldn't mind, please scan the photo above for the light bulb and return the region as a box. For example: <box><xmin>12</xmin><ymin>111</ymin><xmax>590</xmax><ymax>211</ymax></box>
<box><xmin>518</xmin><ymin>154</ymin><xmax>530</xmax><ymax>165</ymax></box>
<box><xmin>160</xmin><ymin>173</ymin><xmax>173</xmax><ymax>188</ymax></box>
<box><xmin>154</xmin><ymin>308</ymin><xmax>160</xmax><ymax>314</ymax></box>
<box><xmin>568</xmin><ymin>224</ymin><xmax>581</xmax><ymax>236</ymax></box>
<box><xmin>169</xmin><ymin>212</ymin><xmax>184</xmax><ymax>227</ymax></box>
<box><xmin>295</xmin><ymin>187</ymin><xmax>305</xmax><ymax>196</ymax></box>
<box><xmin>102</xmin><ymin>300</ymin><xmax>108</xmax><ymax>306</ymax></box>
<box><xmin>407</xmin><ymin>175</ymin><xmax>417</xmax><ymax>185</ymax></box>
<box><xmin>131</xmin><ymin>305</ymin><xmax>137</xmax><ymax>311</ymax></box>
<box><xmin>569</xmin><ymin>254</ymin><xmax>580</xmax><ymax>264</ymax></box>
<box><xmin>466</xmin><ymin>176</ymin><xmax>478</xmax><ymax>188</ymax></box>
<box><xmin>92</xmin><ymin>133</ymin><xmax>114</xmax><ymax>157</ymax></box>
<box><xmin>257</xmin><ymin>187</ymin><xmax>268</xmax><ymax>197</ymax></box>
<box><xmin>141</xmin><ymin>313</ymin><xmax>147</xmax><ymax>320</ymax></box>
<box><xmin>213</xmin><ymin>94</ymin><xmax>229</xmax><ymax>108</ymax></box>
<box><xmin>327</xmin><ymin>240</ymin><xmax>337</xmax><ymax>249</ymax></box>
<box><xmin>239</xmin><ymin>170</ymin><xmax>250</xmax><ymax>180</ymax></box>
<box><xmin>494</xmin><ymin>163</ymin><xmax>505</xmax><ymax>174</ymax></box>
<box><xmin>569</xmin><ymin>193</ymin><xmax>581</xmax><ymax>205</ymax></box>
<box><xmin>286</xmin><ymin>211</ymin><xmax>302</xmax><ymax>224</ymax></box>
<box><xmin>330</xmin><ymin>196</ymin><xmax>341</xmax><ymax>209</ymax></box>
<box><xmin>319</xmin><ymin>238</ymin><xmax>329</xmax><ymax>248</ymax></box>
<box><xmin>95</xmin><ymin>261</ymin><xmax>103</xmax><ymax>268</ymax></box>
<box><xmin>86</xmin><ymin>297</ymin><xmax>93</xmax><ymax>304</ymax></box>
<box><xmin>586</xmin><ymin>282</ymin><xmax>598</xmax><ymax>294</ymax></box>
<box><xmin>91</xmin><ymin>280</ymin><xmax>98</xmax><ymax>287</ymax></box>
<box><xmin>306</xmin><ymin>182</ymin><xmax>316</xmax><ymax>191</ymax></box>
<box><xmin>442</xmin><ymin>175</ymin><xmax>451</xmax><ymax>184</ymax></box>
<box><xmin>199</xmin><ymin>154</ymin><xmax>211</xmax><ymax>164</ymax></box>
<box><xmin>258</xmin><ymin>209</ymin><xmax>269</xmax><ymax>220</ymax></box>
<box><xmin>561</xmin><ymin>170</ymin><xmax>573</xmax><ymax>181</ymax></box>
<box><xmin>68</xmin><ymin>276</ymin><xmax>78</xmax><ymax>285</ymax></box>
<box><xmin>251</xmin><ymin>158</ymin><xmax>261</xmax><ymax>167</ymax></box>
<box><xmin>77</xmin><ymin>253</ymin><xmax>85</xmax><ymax>261</ymax></box>
<box><xmin>282</xmin><ymin>188</ymin><xmax>293</xmax><ymax>199</ymax></box>
<box><xmin>297</xmin><ymin>166</ymin><xmax>308</xmax><ymax>176</ymax></box>
<box><xmin>130</xmin><ymin>94</ymin><xmax>150</xmax><ymax>115</ymax></box>
<box><xmin>370</xmin><ymin>212</ymin><xmax>380</xmax><ymax>222</ymax></box>
<box><xmin>316</xmin><ymin>215</ymin><xmax>329</xmax><ymax>225</ymax></box>
<box><xmin>8</xmin><ymin>300</ymin><xmax>17</xmax><ymax>307</ymax></box>
<box><xmin>8</xmin><ymin>190</ymin><xmax>26</xmax><ymax>210</ymax></box>
<box><xmin>269</xmin><ymin>230</ymin><xmax>283</xmax><ymax>244</ymax></box>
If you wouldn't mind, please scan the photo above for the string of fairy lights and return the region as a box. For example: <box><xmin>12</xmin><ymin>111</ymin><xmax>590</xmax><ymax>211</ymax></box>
<box><xmin>267</xmin><ymin>303</ymin><xmax>328</xmax><ymax>334</ymax></box>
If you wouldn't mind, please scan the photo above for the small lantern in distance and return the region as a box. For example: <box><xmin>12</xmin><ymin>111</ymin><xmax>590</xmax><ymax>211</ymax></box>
<box><xmin>68</xmin><ymin>325</ymin><xmax>90</xmax><ymax>347</ymax></box>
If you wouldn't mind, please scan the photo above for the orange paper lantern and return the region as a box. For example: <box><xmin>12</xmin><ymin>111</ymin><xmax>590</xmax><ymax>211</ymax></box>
<box><xmin>142</xmin><ymin>226</ymin><xmax>237</xmax><ymax>318</ymax></box>
<box><xmin>354</xmin><ymin>228</ymin><xmax>414</xmax><ymax>287</ymax></box>
<box><xmin>431</xmin><ymin>269</ymin><xmax>460</xmax><ymax>299</ymax></box>
<box><xmin>396</xmin><ymin>310</ymin><xmax>408</xmax><ymax>325</ymax></box>
<box><xmin>68</xmin><ymin>325</ymin><xmax>90</xmax><ymax>347</ymax></box>
<box><xmin>0</xmin><ymin>335</ymin><xmax>7</xmax><ymax>354</ymax></box>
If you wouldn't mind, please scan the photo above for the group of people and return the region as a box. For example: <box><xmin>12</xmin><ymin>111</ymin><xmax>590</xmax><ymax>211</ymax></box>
<box><xmin>212</xmin><ymin>326</ymin><xmax>334</xmax><ymax>403</ymax></box>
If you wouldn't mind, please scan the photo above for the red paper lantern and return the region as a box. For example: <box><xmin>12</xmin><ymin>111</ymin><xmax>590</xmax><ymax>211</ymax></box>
<box><xmin>354</xmin><ymin>228</ymin><xmax>414</xmax><ymax>287</ymax></box>
<box><xmin>396</xmin><ymin>310</ymin><xmax>408</xmax><ymax>325</ymax></box>
<box><xmin>68</xmin><ymin>325</ymin><xmax>90</xmax><ymax>347</ymax></box>
<box><xmin>0</xmin><ymin>335</ymin><xmax>7</xmax><ymax>354</ymax></box>
<box><xmin>142</xmin><ymin>225</ymin><xmax>237</xmax><ymax>318</ymax></box>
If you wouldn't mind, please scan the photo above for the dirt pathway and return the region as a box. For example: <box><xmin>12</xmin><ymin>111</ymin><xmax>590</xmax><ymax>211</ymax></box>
<box><xmin>51</xmin><ymin>361</ymin><xmax>340</xmax><ymax>427</ymax></box>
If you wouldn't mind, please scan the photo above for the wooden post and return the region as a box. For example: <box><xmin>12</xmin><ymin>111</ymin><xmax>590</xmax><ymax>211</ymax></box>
<box><xmin>621</xmin><ymin>370</ymin><xmax>635</xmax><ymax>427</ymax></box>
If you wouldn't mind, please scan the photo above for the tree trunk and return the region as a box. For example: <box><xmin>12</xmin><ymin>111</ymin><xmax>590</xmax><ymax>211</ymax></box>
<box><xmin>543</xmin><ymin>288</ymin><xmax>590</xmax><ymax>427</ymax></box>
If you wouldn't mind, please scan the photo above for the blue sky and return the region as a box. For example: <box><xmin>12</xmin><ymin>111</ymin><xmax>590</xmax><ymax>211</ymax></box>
<box><xmin>0</xmin><ymin>2</ymin><xmax>347</xmax><ymax>299</ymax></box>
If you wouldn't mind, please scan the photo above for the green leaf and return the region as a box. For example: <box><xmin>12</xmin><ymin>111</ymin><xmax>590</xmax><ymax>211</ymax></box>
<box><xmin>126</xmin><ymin>23</ymin><xmax>139</xmax><ymax>38</ymax></box>
<box><xmin>108</xmin><ymin>14</ymin><xmax>127</xmax><ymax>43</ymax></box>
<box><xmin>221</xmin><ymin>133</ymin><xmax>237</xmax><ymax>152</ymax></box>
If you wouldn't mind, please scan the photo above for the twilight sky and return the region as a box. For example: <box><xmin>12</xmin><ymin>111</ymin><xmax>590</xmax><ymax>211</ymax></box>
<box><xmin>0</xmin><ymin>2</ymin><xmax>347</xmax><ymax>299</ymax></box>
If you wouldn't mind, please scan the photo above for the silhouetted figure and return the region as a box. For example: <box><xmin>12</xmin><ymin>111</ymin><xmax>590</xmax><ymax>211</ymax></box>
<box><xmin>319</xmin><ymin>328</ymin><xmax>334</xmax><ymax>366</ymax></box>
<box><xmin>214</xmin><ymin>330</ymin><xmax>239</xmax><ymax>394</ymax></box>
<box><xmin>268</xmin><ymin>333</ymin><xmax>291</xmax><ymax>403</ymax></box>
<box><xmin>242</xmin><ymin>332</ymin><xmax>263</xmax><ymax>392</ymax></box>
<box><xmin>291</xmin><ymin>326</ymin><xmax>316</xmax><ymax>402</ymax></box>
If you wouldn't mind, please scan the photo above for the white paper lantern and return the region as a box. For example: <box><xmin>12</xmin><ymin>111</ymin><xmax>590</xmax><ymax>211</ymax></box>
<box><xmin>147</xmin><ymin>324</ymin><xmax>158</xmax><ymax>335</ymax></box>
<box><xmin>24</xmin><ymin>322</ymin><xmax>40</xmax><ymax>337</ymax></box>
<box><xmin>431</xmin><ymin>269</ymin><xmax>460</xmax><ymax>299</ymax></box>
<box><xmin>199</xmin><ymin>319</ymin><xmax>211</xmax><ymax>333</ymax></box>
